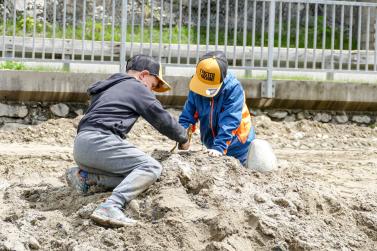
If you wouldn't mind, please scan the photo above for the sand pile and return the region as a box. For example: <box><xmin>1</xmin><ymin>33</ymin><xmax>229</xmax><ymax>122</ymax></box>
<box><xmin>0</xmin><ymin>111</ymin><xmax>376</xmax><ymax>250</ymax></box>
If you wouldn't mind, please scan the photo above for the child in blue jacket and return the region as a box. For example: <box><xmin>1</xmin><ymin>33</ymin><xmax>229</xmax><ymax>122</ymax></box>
<box><xmin>179</xmin><ymin>51</ymin><xmax>255</xmax><ymax>166</ymax></box>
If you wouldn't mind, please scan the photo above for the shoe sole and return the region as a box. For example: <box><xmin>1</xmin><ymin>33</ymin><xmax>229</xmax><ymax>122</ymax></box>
<box><xmin>90</xmin><ymin>212</ymin><xmax>137</xmax><ymax>228</ymax></box>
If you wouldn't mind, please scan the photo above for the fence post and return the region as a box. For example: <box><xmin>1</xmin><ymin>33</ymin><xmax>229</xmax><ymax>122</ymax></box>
<box><xmin>262</xmin><ymin>0</ymin><xmax>276</xmax><ymax>98</ymax></box>
<box><xmin>119</xmin><ymin>0</ymin><xmax>128</xmax><ymax>72</ymax></box>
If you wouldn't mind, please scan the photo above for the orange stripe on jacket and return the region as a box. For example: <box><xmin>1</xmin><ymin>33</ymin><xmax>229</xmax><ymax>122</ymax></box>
<box><xmin>232</xmin><ymin>103</ymin><xmax>252</xmax><ymax>144</ymax></box>
<box><xmin>191</xmin><ymin>111</ymin><xmax>199</xmax><ymax>133</ymax></box>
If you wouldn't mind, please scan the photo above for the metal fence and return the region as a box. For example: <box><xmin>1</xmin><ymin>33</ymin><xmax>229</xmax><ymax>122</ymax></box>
<box><xmin>1</xmin><ymin>0</ymin><xmax>377</xmax><ymax>97</ymax></box>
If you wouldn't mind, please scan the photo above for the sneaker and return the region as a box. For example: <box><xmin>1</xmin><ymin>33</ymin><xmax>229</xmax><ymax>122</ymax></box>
<box><xmin>91</xmin><ymin>203</ymin><xmax>137</xmax><ymax>227</ymax></box>
<box><xmin>65</xmin><ymin>167</ymin><xmax>90</xmax><ymax>194</ymax></box>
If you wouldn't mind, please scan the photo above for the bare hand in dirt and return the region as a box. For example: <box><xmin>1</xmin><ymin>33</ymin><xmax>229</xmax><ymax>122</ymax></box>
<box><xmin>206</xmin><ymin>149</ymin><xmax>223</xmax><ymax>157</ymax></box>
<box><xmin>178</xmin><ymin>140</ymin><xmax>190</xmax><ymax>151</ymax></box>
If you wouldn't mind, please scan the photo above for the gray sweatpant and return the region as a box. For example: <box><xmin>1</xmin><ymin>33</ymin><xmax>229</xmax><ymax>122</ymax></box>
<box><xmin>73</xmin><ymin>130</ymin><xmax>162</xmax><ymax>208</ymax></box>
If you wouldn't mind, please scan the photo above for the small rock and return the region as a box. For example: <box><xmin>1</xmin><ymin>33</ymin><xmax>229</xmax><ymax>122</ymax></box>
<box><xmin>296</xmin><ymin>112</ymin><xmax>305</xmax><ymax>120</ymax></box>
<box><xmin>303</xmin><ymin>111</ymin><xmax>314</xmax><ymax>119</ymax></box>
<box><xmin>50</xmin><ymin>103</ymin><xmax>70</xmax><ymax>117</ymax></box>
<box><xmin>0</xmin><ymin>103</ymin><xmax>28</xmax><ymax>118</ymax></box>
<box><xmin>74</xmin><ymin>109</ymin><xmax>84</xmax><ymax>116</ymax></box>
<box><xmin>292</xmin><ymin>132</ymin><xmax>305</xmax><ymax>140</ymax></box>
<box><xmin>77</xmin><ymin>203</ymin><xmax>97</xmax><ymax>219</ymax></box>
<box><xmin>0</xmin><ymin>123</ymin><xmax>29</xmax><ymax>131</ymax></box>
<box><xmin>352</xmin><ymin>115</ymin><xmax>371</xmax><ymax>124</ymax></box>
<box><xmin>254</xmin><ymin>193</ymin><xmax>268</xmax><ymax>203</ymax></box>
<box><xmin>268</xmin><ymin>110</ymin><xmax>288</xmax><ymax>120</ymax></box>
<box><xmin>335</xmin><ymin>114</ymin><xmax>348</xmax><ymax>124</ymax></box>
<box><xmin>314</xmin><ymin>113</ymin><xmax>332</xmax><ymax>123</ymax></box>
<box><xmin>284</xmin><ymin>115</ymin><xmax>296</xmax><ymax>122</ymax></box>
<box><xmin>272</xmin><ymin>242</ymin><xmax>289</xmax><ymax>251</ymax></box>
<box><xmin>28</xmin><ymin>237</ymin><xmax>40</xmax><ymax>250</ymax></box>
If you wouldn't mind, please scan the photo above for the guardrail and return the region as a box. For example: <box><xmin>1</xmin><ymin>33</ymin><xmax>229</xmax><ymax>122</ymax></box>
<box><xmin>1</xmin><ymin>0</ymin><xmax>376</xmax><ymax>98</ymax></box>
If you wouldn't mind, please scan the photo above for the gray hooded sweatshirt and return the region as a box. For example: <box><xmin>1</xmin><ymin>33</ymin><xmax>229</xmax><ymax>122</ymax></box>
<box><xmin>77</xmin><ymin>73</ymin><xmax>188</xmax><ymax>144</ymax></box>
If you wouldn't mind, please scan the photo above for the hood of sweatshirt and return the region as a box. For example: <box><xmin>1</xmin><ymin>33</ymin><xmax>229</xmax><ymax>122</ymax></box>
<box><xmin>87</xmin><ymin>73</ymin><xmax>134</xmax><ymax>96</ymax></box>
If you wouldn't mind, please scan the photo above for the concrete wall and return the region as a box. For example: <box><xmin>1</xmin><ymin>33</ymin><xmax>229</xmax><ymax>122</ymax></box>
<box><xmin>0</xmin><ymin>70</ymin><xmax>377</xmax><ymax>111</ymax></box>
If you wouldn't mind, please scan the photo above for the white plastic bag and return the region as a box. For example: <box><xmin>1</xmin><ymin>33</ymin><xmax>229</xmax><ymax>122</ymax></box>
<box><xmin>246</xmin><ymin>139</ymin><xmax>278</xmax><ymax>172</ymax></box>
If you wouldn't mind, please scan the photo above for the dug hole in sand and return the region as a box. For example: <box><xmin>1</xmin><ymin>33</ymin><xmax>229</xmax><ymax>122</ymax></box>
<box><xmin>0</xmin><ymin>110</ymin><xmax>376</xmax><ymax>250</ymax></box>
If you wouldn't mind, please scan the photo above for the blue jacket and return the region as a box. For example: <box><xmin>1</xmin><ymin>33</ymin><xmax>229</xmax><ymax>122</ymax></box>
<box><xmin>179</xmin><ymin>73</ymin><xmax>255</xmax><ymax>165</ymax></box>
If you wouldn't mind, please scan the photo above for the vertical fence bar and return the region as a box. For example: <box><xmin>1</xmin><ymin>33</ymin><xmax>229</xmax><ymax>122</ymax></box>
<box><xmin>330</xmin><ymin>4</ymin><xmax>336</xmax><ymax>71</ymax></box>
<box><xmin>12</xmin><ymin>0</ymin><xmax>16</xmax><ymax>58</ymax></box>
<box><xmin>139</xmin><ymin>0</ymin><xmax>144</xmax><ymax>53</ymax></box>
<box><xmin>242</xmin><ymin>0</ymin><xmax>247</xmax><ymax>66</ymax></box>
<box><xmin>32</xmin><ymin>0</ymin><xmax>37</xmax><ymax>59</ymax></box>
<box><xmin>62</xmin><ymin>0</ymin><xmax>67</xmax><ymax>61</ymax></box>
<box><xmin>277</xmin><ymin>1</ymin><xmax>282</xmax><ymax>68</ymax></box>
<box><xmin>365</xmin><ymin>7</ymin><xmax>370</xmax><ymax>71</ymax></box>
<box><xmin>286</xmin><ymin>2</ymin><xmax>291</xmax><ymax>68</ymax></box>
<box><xmin>178</xmin><ymin>0</ymin><xmax>183</xmax><ymax>63</ymax></box>
<box><xmin>42</xmin><ymin>0</ymin><xmax>47</xmax><ymax>59</ymax></box>
<box><xmin>196</xmin><ymin>0</ymin><xmax>201</xmax><ymax>62</ymax></box>
<box><xmin>304</xmin><ymin>3</ymin><xmax>309</xmax><ymax>69</ymax></box>
<box><xmin>130</xmin><ymin>0</ymin><xmax>135</xmax><ymax>57</ymax></box>
<box><xmin>265</xmin><ymin>0</ymin><xmax>275</xmax><ymax>98</ymax></box>
<box><xmin>168</xmin><ymin>0</ymin><xmax>173</xmax><ymax>63</ymax></box>
<box><xmin>120</xmin><ymin>0</ymin><xmax>128</xmax><ymax>71</ymax></box>
<box><xmin>357</xmin><ymin>6</ymin><xmax>361</xmax><ymax>71</ymax></box>
<box><xmin>2</xmin><ymin>0</ymin><xmax>6</xmax><ymax>59</ymax></box>
<box><xmin>233</xmin><ymin>0</ymin><xmax>238</xmax><ymax>66</ymax></box>
<box><xmin>72</xmin><ymin>0</ymin><xmax>77</xmax><ymax>60</ymax></box>
<box><xmin>294</xmin><ymin>2</ymin><xmax>300</xmax><ymax>69</ymax></box>
<box><xmin>91</xmin><ymin>0</ymin><xmax>96</xmax><ymax>61</ymax></box>
<box><xmin>101</xmin><ymin>0</ymin><xmax>105</xmax><ymax>61</ymax></box>
<box><xmin>206</xmin><ymin>0</ymin><xmax>210</xmax><ymax>52</ymax></box>
<box><xmin>158</xmin><ymin>0</ymin><xmax>163</xmax><ymax>62</ymax></box>
<box><xmin>375</xmin><ymin>9</ymin><xmax>377</xmax><ymax>72</ymax></box>
<box><xmin>22</xmin><ymin>0</ymin><xmax>26</xmax><ymax>59</ymax></box>
<box><xmin>187</xmin><ymin>0</ymin><xmax>192</xmax><ymax>64</ymax></box>
<box><xmin>224</xmin><ymin>0</ymin><xmax>228</xmax><ymax>56</ymax></box>
<box><xmin>52</xmin><ymin>0</ymin><xmax>56</xmax><ymax>59</ymax></box>
<box><xmin>110</xmin><ymin>0</ymin><xmax>115</xmax><ymax>61</ymax></box>
<box><xmin>215</xmin><ymin>0</ymin><xmax>219</xmax><ymax>50</ymax></box>
<box><xmin>339</xmin><ymin>4</ymin><xmax>344</xmax><ymax>70</ymax></box>
<box><xmin>313</xmin><ymin>3</ymin><xmax>318</xmax><ymax>69</ymax></box>
<box><xmin>149</xmin><ymin>0</ymin><xmax>153</xmax><ymax>57</ymax></box>
<box><xmin>321</xmin><ymin>4</ymin><xmax>327</xmax><ymax>69</ymax></box>
<box><xmin>81</xmin><ymin>0</ymin><xmax>86</xmax><ymax>61</ymax></box>
<box><xmin>251</xmin><ymin>0</ymin><xmax>256</xmax><ymax>67</ymax></box>
<box><xmin>260</xmin><ymin>1</ymin><xmax>265</xmax><ymax>67</ymax></box>
<box><xmin>348</xmin><ymin>6</ymin><xmax>353</xmax><ymax>70</ymax></box>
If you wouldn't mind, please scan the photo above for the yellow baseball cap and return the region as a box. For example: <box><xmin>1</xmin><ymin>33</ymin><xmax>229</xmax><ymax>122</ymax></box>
<box><xmin>189</xmin><ymin>51</ymin><xmax>228</xmax><ymax>97</ymax></box>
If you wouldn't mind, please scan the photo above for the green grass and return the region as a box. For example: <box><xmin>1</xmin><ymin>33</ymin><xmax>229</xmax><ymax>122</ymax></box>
<box><xmin>0</xmin><ymin>60</ymin><xmax>66</xmax><ymax>72</ymax></box>
<box><xmin>0</xmin><ymin>61</ymin><xmax>27</xmax><ymax>70</ymax></box>
<box><xmin>0</xmin><ymin>16</ymin><xmax>357</xmax><ymax>49</ymax></box>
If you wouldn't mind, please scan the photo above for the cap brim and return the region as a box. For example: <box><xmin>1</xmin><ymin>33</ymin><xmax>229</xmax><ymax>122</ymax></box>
<box><xmin>189</xmin><ymin>74</ymin><xmax>222</xmax><ymax>97</ymax></box>
<box><xmin>153</xmin><ymin>76</ymin><xmax>171</xmax><ymax>93</ymax></box>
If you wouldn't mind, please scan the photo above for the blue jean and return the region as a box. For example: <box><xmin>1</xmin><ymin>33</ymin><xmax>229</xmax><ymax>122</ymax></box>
<box><xmin>73</xmin><ymin>130</ymin><xmax>162</xmax><ymax>208</ymax></box>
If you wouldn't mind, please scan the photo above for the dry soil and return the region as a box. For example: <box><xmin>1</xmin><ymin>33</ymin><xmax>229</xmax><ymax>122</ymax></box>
<box><xmin>0</xmin><ymin>110</ymin><xmax>376</xmax><ymax>251</ymax></box>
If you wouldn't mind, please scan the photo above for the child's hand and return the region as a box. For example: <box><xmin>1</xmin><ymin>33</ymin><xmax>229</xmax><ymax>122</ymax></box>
<box><xmin>206</xmin><ymin>149</ymin><xmax>222</xmax><ymax>157</ymax></box>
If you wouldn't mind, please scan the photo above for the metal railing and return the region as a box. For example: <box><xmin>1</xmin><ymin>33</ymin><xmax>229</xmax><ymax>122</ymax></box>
<box><xmin>1</xmin><ymin>0</ymin><xmax>376</xmax><ymax>97</ymax></box>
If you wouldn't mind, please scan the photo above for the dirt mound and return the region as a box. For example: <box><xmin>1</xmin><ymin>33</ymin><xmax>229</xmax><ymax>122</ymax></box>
<box><xmin>0</xmin><ymin>111</ymin><xmax>377</xmax><ymax>250</ymax></box>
